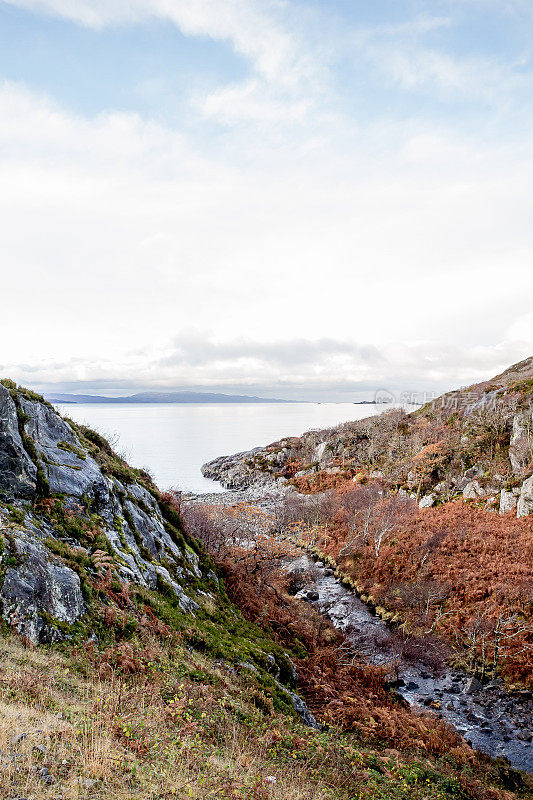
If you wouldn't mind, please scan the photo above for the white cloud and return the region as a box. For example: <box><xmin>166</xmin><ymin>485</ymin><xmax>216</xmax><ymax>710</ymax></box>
<box><xmin>4</xmin><ymin>0</ymin><xmax>311</xmax><ymax>84</ymax></box>
<box><xmin>0</xmin><ymin>79</ymin><xmax>531</xmax><ymax>392</ymax></box>
<box><xmin>507</xmin><ymin>312</ymin><xmax>533</xmax><ymax>342</ymax></box>
<box><xmin>347</xmin><ymin>13</ymin><xmax>532</xmax><ymax>104</ymax></box>
<box><xmin>0</xmin><ymin>0</ymin><xmax>532</xmax><ymax>400</ymax></box>
<box><xmin>200</xmin><ymin>78</ymin><xmax>313</xmax><ymax>125</ymax></box>
<box><xmin>376</xmin><ymin>47</ymin><xmax>529</xmax><ymax>100</ymax></box>
<box><xmin>369</xmin><ymin>14</ymin><xmax>453</xmax><ymax>37</ymax></box>
<box><xmin>4</xmin><ymin>333</ymin><xmax>531</xmax><ymax>401</ymax></box>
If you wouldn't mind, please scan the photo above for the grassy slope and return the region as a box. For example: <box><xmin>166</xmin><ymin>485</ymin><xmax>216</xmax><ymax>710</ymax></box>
<box><xmin>1</xmin><ymin>631</ymin><xmax>529</xmax><ymax>800</ymax></box>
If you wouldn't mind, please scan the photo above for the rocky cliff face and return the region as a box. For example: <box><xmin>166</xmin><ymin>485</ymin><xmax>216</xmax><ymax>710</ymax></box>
<box><xmin>203</xmin><ymin>358</ymin><xmax>533</xmax><ymax>517</ymax></box>
<box><xmin>0</xmin><ymin>380</ymin><xmax>209</xmax><ymax>643</ymax></box>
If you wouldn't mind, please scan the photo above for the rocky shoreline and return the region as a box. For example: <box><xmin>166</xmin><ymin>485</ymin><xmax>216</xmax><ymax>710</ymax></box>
<box><xmin>183</xmin><ymin>486</ymin><xmax>286</xmax><ymax>513</ymax></box>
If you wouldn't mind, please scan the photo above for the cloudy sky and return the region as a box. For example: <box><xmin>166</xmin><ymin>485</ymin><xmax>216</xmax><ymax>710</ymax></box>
<box><xmin>1</xmin><ymin>0</ymin><xmax>532</xmax><ymax>400</ymax></box>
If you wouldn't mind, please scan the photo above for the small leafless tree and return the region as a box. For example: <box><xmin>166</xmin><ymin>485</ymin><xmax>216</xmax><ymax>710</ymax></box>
<box><xmin>338</xmin><ymin>489</ymin><xmax>416</xmax><ymax>558</ymax></box>
<box><xmin>460</xmin><ymin>610</ymin><xmax>533</xmax><ymax>679</ymax></box>
<box><xmin>180</xmin><ymin>503</ymin><xmax>227</xmax><ymax>557</ymax></box>
<box><xmin>398</xmin><ymin>580</ymin><xmax>451</xmax><ymax>618</ymax></box>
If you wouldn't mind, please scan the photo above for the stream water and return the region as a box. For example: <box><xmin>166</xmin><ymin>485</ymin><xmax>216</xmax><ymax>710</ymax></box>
<box><xmin>289</xmin><ymin>554</ymin><xmax>533</xmax><ymax>773</ymax></box>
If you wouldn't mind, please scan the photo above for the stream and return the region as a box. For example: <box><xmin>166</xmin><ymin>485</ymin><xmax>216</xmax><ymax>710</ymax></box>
<box><xmin>190</xmin><ymin>490</ymin><xmax>532</xmax><ymax>773</ymax></box>
<box><xmin>289</xmin><ymin>554</ymin><xmax>533</xmax><ymax>773</ymax></box>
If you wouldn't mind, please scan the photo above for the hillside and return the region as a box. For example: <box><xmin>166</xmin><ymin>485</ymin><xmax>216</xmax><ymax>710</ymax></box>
<box><xmin>201</xmin><ymin>359</ymin><xmax>533</xmax><ymax>701</ymax></box>
<box><xmin>202</xmin><ymin>356</ymin><xmax>533</xmax><ymax>516</ymax></box>
<box><xmin>0</xmin><ymin>379</ymin><xmax>301</xmax><ymax>691</ymax></box>
<box><xmin>2</xmin><ymin>378</ymin><xmax>532</xmax><ymax>798</ymax></box>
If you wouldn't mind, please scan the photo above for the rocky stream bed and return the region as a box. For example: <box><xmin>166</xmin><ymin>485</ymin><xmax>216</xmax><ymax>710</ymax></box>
<box><xmin>190</xmin><ymin>489</ymin><xmax>533</xmax><ymax>775</ymax></box>
<box><xmin>290</xmin><ymin>553</ymin><xmax>533</xmax><ymax>773</ymax></box>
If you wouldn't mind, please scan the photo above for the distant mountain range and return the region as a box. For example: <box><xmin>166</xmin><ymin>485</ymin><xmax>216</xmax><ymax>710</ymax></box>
<box><xmin>46</xmin><ymin>391</ymin><xmax>297</xmax><ymax>404</ymax></box>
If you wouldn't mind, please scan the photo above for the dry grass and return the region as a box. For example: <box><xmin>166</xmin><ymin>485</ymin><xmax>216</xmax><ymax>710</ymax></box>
<box><xmin>0</xmin><ymin>639</ymin><xmax>126</xmax><ymax>799</ymax></box>
<box><xmin>0</xmin><ymin>636</ymin><xmax>346</xmax><ymax>800</ymax></box>
<box><xmin>0</xmin><ymin>633</ymin><xmax>528</xmax><ymax>800</ymax></box>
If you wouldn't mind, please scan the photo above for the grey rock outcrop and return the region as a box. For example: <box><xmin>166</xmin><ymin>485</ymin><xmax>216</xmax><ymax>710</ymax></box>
<box><xmin>273</xmin><ymin>678</ymin><xmax>319</xmax><ymax>729</ymax></box>
<box><xmin>499</xmin><ymin>488</ymin><xmax>520</xmax><ymax>515</ymax></box>
<box><xmin>462</xmin><ymin>480</ymin><xmax>485</xmax><ymax>500</ymax></box>
<box><xmin>0</xmin><ymin>384</ymin><xmax>209</xmax><ymax>643</ymax></box>
<box><xmin>314</xmin><ymin>441</ymin><xmax>328</xmax><ymax>465</ymax></box>
<box><xmin>0</xmin><ymin>530</ymin><xmax>85</xmax><ymax>643</ymax></box>
<box><xmin>464</xmin><ymin>676</ymin><xmax>482</xmax><ymax>695</ymax></box>
<box><xmin>202</xmin><ymin>447</ymin><xmax>288</xmax><ymax>491</ymax></box>
<box><xmin>19</xmin><ymin>395</ymin><xmax>109</xmax><ymax>499</ymax></box>
<box><xmin>509</xmin><ymin>407</ymin><xmax>533</xmax><ymax>475</ymax></box>
<box><xmin>0</xmin><ymin>385</ymin><xmax>37</xmax><ymax>500</ymax></box>
<box><xmin>517</xmin><ymin>475</ymin><xmax>533</xmax><ymax>518</ymax></box>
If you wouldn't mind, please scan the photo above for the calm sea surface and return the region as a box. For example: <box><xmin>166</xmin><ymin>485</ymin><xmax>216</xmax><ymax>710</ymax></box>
<box><xmin>56</xmin><ymin>403</ymin><xmax>384</xmax><ymax>493</ymax></box>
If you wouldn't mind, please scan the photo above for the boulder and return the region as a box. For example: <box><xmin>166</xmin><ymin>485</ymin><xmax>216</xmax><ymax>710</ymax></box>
<box><xmin>457</xmin><ymin>467</ymin><xmax>483</xmax><ymax>492</ymax></box>
<box><xmin>464</xmin><ymin>676</ymin><xmax>482</xmax><ymax>694</ymax></box>
<box><xmin>499</xmin><ymin>488</ymin><xmax>520</xmax><ymax>515</ymax></box>
<box><xmin>407</xmin><ymin>471</ymin><xmax>417</xmax><ymax>489</ymax></box>
<box><xmin>517</xmin><ymin>475</ymin><xmax>533</xmax><ymax>517</ymax></box>
<box><xmin>509</xmin><ymin>408</ymin><xmax>533</xmax><ymax>475</ymax></box>
<box><xmin>0</xmin><ymin>531</ymin><xmax>85</xmax><ymax>643</ymax></box>
<box><xmin>419</xmin><ymin>494</ymin><xmax>435</xmax><ymax>509</ymax></box>
<box><xmin>314</xmin><ymin>441</ymin><xmax>328</xmax><ymax>465</ymax></box>
<box><xmin>462</xmin><ymin>480</ymin><xmax>485</xmax><ymax>500</ymax></box>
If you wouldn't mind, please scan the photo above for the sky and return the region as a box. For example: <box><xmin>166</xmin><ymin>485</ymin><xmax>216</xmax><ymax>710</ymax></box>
<box><xmin>0</xmin><ymin>0</ymin><xmax>532</xmax><ymax>401</ymax></box>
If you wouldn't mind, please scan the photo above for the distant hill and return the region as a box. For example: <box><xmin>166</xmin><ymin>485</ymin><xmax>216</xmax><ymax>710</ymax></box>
<box><xmin>46</xmin><ymin>391</ymin><xmax>296</xmax><ymax>404</ymax></box>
